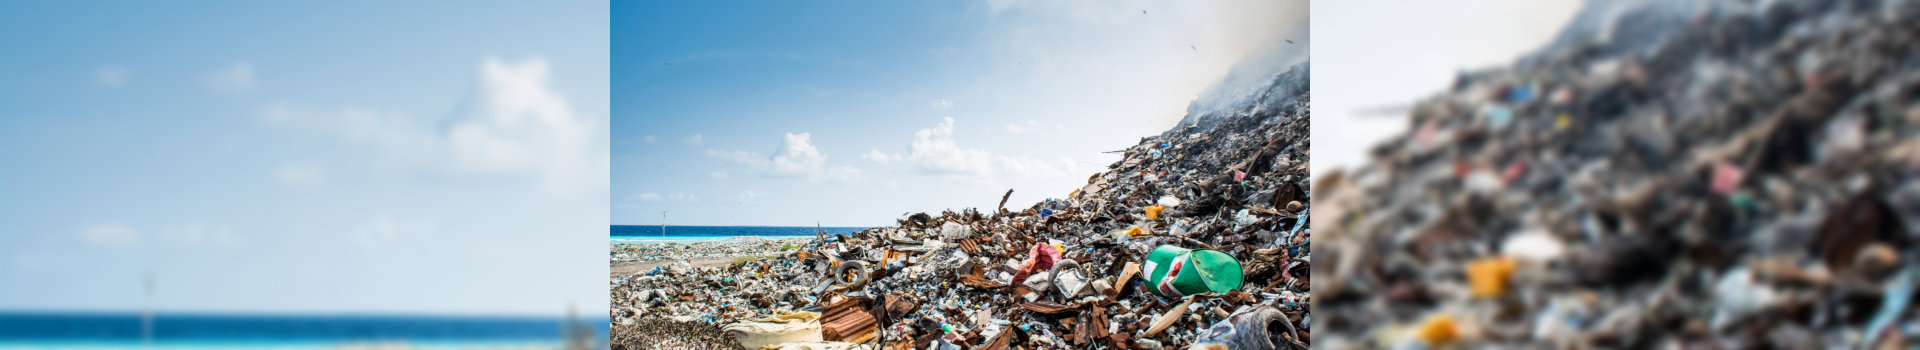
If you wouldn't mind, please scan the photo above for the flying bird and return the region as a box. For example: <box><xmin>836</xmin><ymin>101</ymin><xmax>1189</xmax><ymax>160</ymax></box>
<box><xmin>1190</xmin><ymin>45</ymin><xmax>1196</xmax><ymax>51</ymax></box>
<box><xmin>1287</xmin><ymin>40</ymin><xmax>1294</xmax><ymax>44</ymax></box>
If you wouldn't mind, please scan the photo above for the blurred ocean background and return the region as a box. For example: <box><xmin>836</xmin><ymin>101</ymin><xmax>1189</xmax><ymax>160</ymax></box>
<box><xmin>608</xmin><ymin>226</ymin><xmax>868</xmax><ymax>245</ymax></box>
<box><xmin>0</xmin><ymin>1</ymin><xmax>609</xmax><ymax>348</ymax></box>
<box><xmin>0</xmin><ymin>312</ymin><xmax>608</xmax><ymax>349</ymax></box>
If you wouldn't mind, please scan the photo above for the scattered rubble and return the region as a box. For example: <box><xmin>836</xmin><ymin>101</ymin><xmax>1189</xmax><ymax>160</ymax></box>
<box><xmin>612</xmin><ymin>238</ymin><xmax>808</xmax><ymax>264</ymax></box>
<box><xmin>1315</xmin><ymin>0</ymin><xmax>1920</xmax><ymax>348</ymax></box>
<box><xmin>610</xmin><ymin>318</ymin><xmax>745</xmax><ymax>350</ymax></box>
<box><xmin>612</xmin><ymin>62</ymin><xmax>1311</xmax><ymax>349</ymax></box>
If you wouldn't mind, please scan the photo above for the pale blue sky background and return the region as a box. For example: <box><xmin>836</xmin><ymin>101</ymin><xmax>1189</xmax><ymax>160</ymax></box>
<box><xmin>1312</xmin><ymin>0</ymin><xmax>1580</xmax><ymax>174</ymax></box>
<box><xmin>614</xmin><ymin>0</ymin><xmax>1308</xmax><ymax>226</ymax></box>
<box><xmin>0</xmin><ymin>1</ymin><xmax>607</xmax><ymax>315</ymax></box>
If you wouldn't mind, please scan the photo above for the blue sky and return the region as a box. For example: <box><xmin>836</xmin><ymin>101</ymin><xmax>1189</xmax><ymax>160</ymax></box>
<box><xmin>613</xmin><ymin>0</ymin><xmax>1307</xmax><ymax>226</ymax></box>
<box><xmin>0</xmin><ymin>1</ymin><xmax>607</xmax><ymax>315</ymax></box>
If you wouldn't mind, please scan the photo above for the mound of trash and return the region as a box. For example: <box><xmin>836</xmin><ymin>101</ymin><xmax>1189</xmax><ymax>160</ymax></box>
<box><xmin>1315</xmin><ymin>0</ymin><xmax>1920</xmax><ymax>348</ymax></box>
<box><xmin>611</xmin><ymin>318</ymin><xmax>745</xmax><ymax>350</ymax></box>
<box><xmin>612</xmin><ymin>62</ymin><xmax>1310</xmax><ymax>349</ymax></box>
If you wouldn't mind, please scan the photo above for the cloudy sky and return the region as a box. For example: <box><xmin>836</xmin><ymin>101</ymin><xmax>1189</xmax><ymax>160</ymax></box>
<box><xmin>1312</xmin><ymin>0</ymin><xmax>1580</xmax><ymax>174</ymax></box>
<box><xmin>0</xmin><ymin>1</ymin><xmax>607</xmax><ymax>314</ymax></box>
<box><xmin>613</xmin><ymin>0</ymin><xmax>1307</xmax><ymax>226</ymax></box>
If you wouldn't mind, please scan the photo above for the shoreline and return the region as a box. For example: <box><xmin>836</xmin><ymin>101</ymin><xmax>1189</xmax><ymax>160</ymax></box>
<box><xmin>608</xmin><ymin>238</ymin><xmax>810</xmax><ymax>263</ymax></box>
<box><xmin>609</xmin><ymin>257</ymin><xmax>734</xmax><ymax>277</ymax></box>
<box><xmin>608</xmin><ymin>238</ymin><xmax>811</xmax><ymax>278</ymax></box>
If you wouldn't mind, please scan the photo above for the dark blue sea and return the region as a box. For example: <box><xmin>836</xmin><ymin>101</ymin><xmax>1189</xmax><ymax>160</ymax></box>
<box><xmin>0</xmin><ymin>312</ymin><xmax>607</xmax><ymax>349</ymax></box>
<box><xmin>609</xmin><ymin>225</ymin><xmax>868</xmax><ymax>245</ymax></box>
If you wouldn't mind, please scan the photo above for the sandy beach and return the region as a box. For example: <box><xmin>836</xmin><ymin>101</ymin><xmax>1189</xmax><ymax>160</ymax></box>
<box><xmin>608</xmin><ymin>238</ymin><xmax>811</xmax><ymax>278</ymax></box>
<box><xmin>610</xmin><ymin>257</ymin><xmax>733</xmax><ymax>277</ymax></box>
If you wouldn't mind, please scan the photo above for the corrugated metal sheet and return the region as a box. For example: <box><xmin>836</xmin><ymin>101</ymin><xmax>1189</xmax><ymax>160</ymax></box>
<box><xmin>979</xmin><ymin>328</ymin><xmax>1016</xmax><ymax>350</ymax></box>
<box><xmin>885</xmin><ymin>295</ymin><xmax>919</xmax><ymax>317</ymax></box>
<box><xmin>881</xmin><ymin>250</ymin><xmax>908</xmax><ymax>266</ymax></box>
<box><xmin>959</xmin><ymin>238</ymin><xmax>982</xmax><ymax>255</ymax></box>
<box><xmin>959</xmin><ymin>274</ymin><xmax>1004</xmax><ymax>289</ymax></box>
<box><xmin>1018</xmin><ymin>301</ymin><xmax>1080</xmax><ymax>315</ymax></box>
<box><xmin>820</xmin><ymin>296</ymin><xmax>876</xmax><ymax>343</ymax></box>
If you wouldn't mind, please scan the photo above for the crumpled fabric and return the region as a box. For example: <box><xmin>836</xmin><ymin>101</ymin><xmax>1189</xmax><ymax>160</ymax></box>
<box><xmin>1010</xmin><ymin>243</ymin><xmax>1061</xmax><ymax>286</ymax></box>
<box><xmin>723</xmin><ymin>311</ymin><xmax>823</xmax><ymax>349</ymax></box>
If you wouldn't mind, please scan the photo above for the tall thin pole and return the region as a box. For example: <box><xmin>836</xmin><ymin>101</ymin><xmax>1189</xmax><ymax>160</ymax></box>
<box><xmin>661</xmin><ymin>211</ymin><xmax>667</xmax><ymax>238</ymax></box>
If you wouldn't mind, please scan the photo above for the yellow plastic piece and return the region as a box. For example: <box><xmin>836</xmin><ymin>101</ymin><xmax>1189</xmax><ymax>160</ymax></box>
<box><xmin>1414</xmin><ymin>314</ymin><xmax>1459</xmax><ymax>348</ymax></box>
<box><xmin>1124</xmin><ymin>226</ymin><xmax>1143</xmax><ymax>237</ymax></box>
<box><xmin>1145</xmin><ymin>205</ymin><xmax>1165</xmax><ymax>219</ymax></box>
<box><xmin>1467</xmin><ymin>257</ymin><xmax>1516</xmax><ymax>298</ymax></box>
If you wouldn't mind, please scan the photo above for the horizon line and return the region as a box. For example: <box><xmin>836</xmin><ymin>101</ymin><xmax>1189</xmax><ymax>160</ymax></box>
<box><xmin>0</xmin><ymin>309</ymin><xmax>601</xmax><ymax>319</ymax></box>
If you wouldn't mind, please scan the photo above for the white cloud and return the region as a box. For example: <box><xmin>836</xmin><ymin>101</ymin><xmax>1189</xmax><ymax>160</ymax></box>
<box><xmin>274</xmin><ymin>163</ymin><xmax>326</xmax><ymax>189</ymax></box>
<box><xmin>930</xmin><ymin>99</ymin><xmax>953</xmax><ymax>109</ymax></box>
<box><xmin>682</xmin><ymin>134</ymin><xmax>704</xmax><ymax>145</ymax></box>
<box><xmin>861</xmin><ymin>150</ymin><xmax>896</xmax><ymax>164</ymax></box>
<box><xmin>966</xmin><ymin>0</ymin><xmax>1308</xmax><ymax>137</ymax></box>
<box><xmin>95</xmin><ymin>66</ymin><xmax>126</xmax><ymax>87</ymax></box>
<box><xmin>205</xmin><ymin>62</ymin><xmax>255</xmax><ymax>92</ymax></box>
<box><xmin>738</xmin><ymin>191</ymin><xmax>768</xmax><ymax>200</ymax></box>
<box><xmin>709</xmin><ymin>171</ymin><xmax>728</xmax><ymax>179</ymax></box>
<box><xmin>706</xmin><ymin>132</ymin><xmax>861</xmax><ymax>184</ymax></box>
<box><xmin>768</xmin><ymin>133</ymin><xmax>826</xmax><ymax>177</ymax></box>
<box><xmin>263</xmin><ymin>57</ymin><xmax>608</xmax><ymax>197</ymax></box>
<box><xmin>644</xmin><ymin>135</ymin><xmax>658</xmax><ymax>143</ymax></box>
<box><xmin>637</xmin><ymin>193</ymin><xmax>662</xmax><ymax>201</ymax></box>
<box><xmin>907</xmin><ymin>117</ymin><xmax>994</xmax><ymax>175</ymax></box>
<box><xmin>351</xmin><ymin>217</ymin><xmax>435</xmax><ymax>253</ymax></box>
<box><xmin>80</xmin><ymin>223</ymin><xmax>139</xmax><ymax>248</ymax></box>
<box><xmin>884</xmin><ymin>117</ymin><xmax>1090</xmax><ymax>180</ymax></box>
<box><xmin>446</xmin><ymin>58</ymin><xmax>602</xmax><ymax>194</ymax></box>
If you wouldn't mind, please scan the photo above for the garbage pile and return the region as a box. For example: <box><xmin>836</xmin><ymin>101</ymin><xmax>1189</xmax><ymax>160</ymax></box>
<box><xmin>611</xmin><ymin>255</ymin><xmax>825</xmax><ymax>326</ymax></box>
<box><xmin>612</xmin><ymin>239</ymin><xmax>807</xmax><ymax>264</ymax></box>
<box><xmin>610</xmin><ymin>318</ymin><xmax>746</xmax><ymax>350</ymax></box>
<box><xmin>1315</xmin><ymin>0</ymin><xmax>1920</xmax><ymax>348</ymax></box>
<box><xmin>611</xmin><ymin>62</ymin><xmax>1311</xmax><ymax>350</ymax></box>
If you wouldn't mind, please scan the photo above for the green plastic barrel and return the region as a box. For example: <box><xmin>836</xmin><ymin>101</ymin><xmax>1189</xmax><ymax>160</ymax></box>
<box><xmin>1143</xmin><ymin>245</ymin><xmax>1244</xmax><ymax>297</ymax></box>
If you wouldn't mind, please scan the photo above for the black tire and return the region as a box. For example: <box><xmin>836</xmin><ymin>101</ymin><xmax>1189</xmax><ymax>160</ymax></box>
<box><xmin>835</xmin><ymin>260</ymin><xmax>869</xmax><ymax>287</ymax></box>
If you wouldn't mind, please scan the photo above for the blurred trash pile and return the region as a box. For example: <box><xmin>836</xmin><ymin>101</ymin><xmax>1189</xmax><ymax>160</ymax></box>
<box><xmin>1315</xmin><ymin>0</ymin><xmax>1920</xmax><ymax>348</ymax></box>
<box><xmin>612</xmin><ymin>62</ymin><xmax>1311</xmax><ymax>350</ymax></box>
